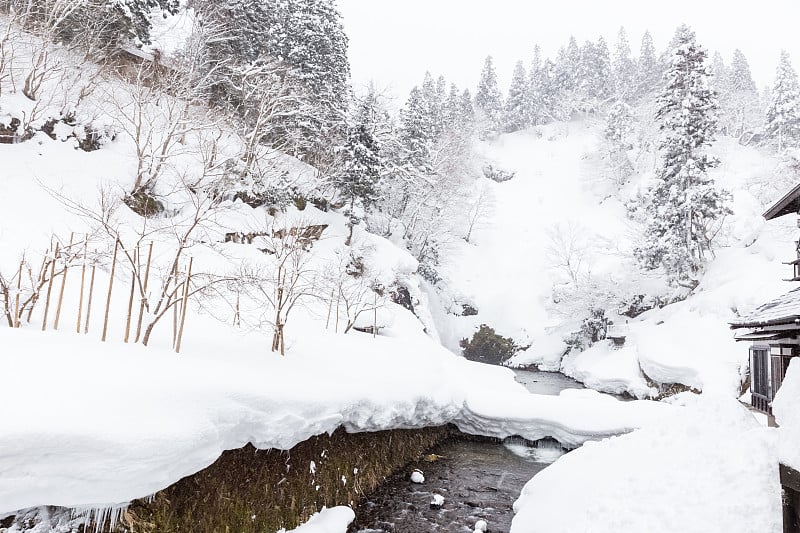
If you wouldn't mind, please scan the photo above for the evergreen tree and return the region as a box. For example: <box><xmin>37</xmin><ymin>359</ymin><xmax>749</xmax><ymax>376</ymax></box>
<box><xmin>400</xmin><ymin>85</ymin><xmax>441</xmax><ymax>170</ymax></box>
<box><xmin>421</xmin><ymin>71</ymin><xmax>444</xmax><ymax>139</ymax></box>
<box><xmin>204</xmin><ymin>0</ymin><xmax>350</xmax><ymax>160</ymax></box>
<box><xmin>766</xmin><ymin>51</ymin><xmax>800</xmax><ymax>152</ymax></box>
<box><xmin>613</xmin><ymin>27</ymin><xmax>637</xmax><ymax>101</ymax></box>
<box><xmin>634</xmin><ymin>26</ymin><xmax>731</xmax><ymax>286</ymax></box>
<box><xmin>527</xmin><ymin>45</ymin><xmax>545</xmax><ymax>125</ymax></box>
<box><xmin>504</xmin><ymin>61</ymin><xmax>529</xmax><ymax>132</ymax></box>
<box><xmin>460</xmin><ymin>89</ymin><xmax>476</xmax><ymax>126</ymax></box>
<box><xmin>445</xmin><ymin>83</ymin><xmax>462</xmax><ymax>127</ymax></box>
<box><xmin>724</xmin><ymin>49</ymin><xmax>760</xmax><ymax>137</ymax></box>
<box><xmin>605</xmin><ymin>101</ymin><xmax>633</xmax><ymax>145</ymax></box>
<box><xmin>335</xmin><ymin>123</ymin><xmax>382</xmax><ymax>245</ymax></box>
<box><xmin>636</xmin><ymin>30</ymin><xmax>660</xmax><ymax>98</ymax></box>
<box><xmin>475</xmin><ymin>56</ymin><xmax>504</xmax><ymax>136</ymax></box>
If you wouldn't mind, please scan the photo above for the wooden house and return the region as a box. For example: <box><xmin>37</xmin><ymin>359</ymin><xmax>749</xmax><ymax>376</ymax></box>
<box><xmin>730</xmin><ymin>183</ymin><xmax>800</xmax><ymax>414</ymax></box>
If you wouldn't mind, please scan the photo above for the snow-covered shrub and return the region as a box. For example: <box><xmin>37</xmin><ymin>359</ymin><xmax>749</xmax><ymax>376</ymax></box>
<box><xmin>482</xmin><ymin>164</ymin><xmax>515</xmax><ymax>183</ymax></box>
<box><xmin>460</xmin><ymin>324</ymin><xmax>520</xmax><ymax>365</ymax></box>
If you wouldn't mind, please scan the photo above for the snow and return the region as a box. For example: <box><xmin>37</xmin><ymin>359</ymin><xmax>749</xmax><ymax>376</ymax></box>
<box><xmin>278</xmin><ymin>506</ymin><xmax>354</xmax><ymax>533</ymax></box>
<box><xmin>0</xmin><ymin>325</ymin><xmax>669</xmax><ymax>513</ymax></box>
<box><xmin>409</xmin><ymin>469</ymin><xmax>425</xmax><ymax>484</ymax></box>
<box><xmin>474</xmin><ymin>518</ymin><xmax>488</xmax><ymax>532</ymax></box>
<box><xmin>430</xmin><ymin>494</ymin><xmax>444</xmax><ymax>507</ymax></box>
<box><xmin>446</xmin><ymin>123</ymin><xmax>791</xmax><ymax>399</ymax></box>
<box><xmin>773</xmin><ymin>358</ymin><xmax>800</xmax><ymax>472</ymax></box>
<box><xmin>511</xmin><ymin>396</ymin><xmax>782</xmax><ymax>533</ymax></box>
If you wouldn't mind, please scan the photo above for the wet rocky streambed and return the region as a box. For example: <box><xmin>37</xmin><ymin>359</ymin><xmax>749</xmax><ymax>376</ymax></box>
<box><xmin>348</xmin><ymin>370</ymin><xmax>580</xmax><ymax>533</ymax></box>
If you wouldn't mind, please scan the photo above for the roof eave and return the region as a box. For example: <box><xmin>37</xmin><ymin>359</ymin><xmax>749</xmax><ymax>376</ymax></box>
<box><xmin>763</xmin><ymin>182</ymin><xmax>800</xmax><ymax>220</ymax></box>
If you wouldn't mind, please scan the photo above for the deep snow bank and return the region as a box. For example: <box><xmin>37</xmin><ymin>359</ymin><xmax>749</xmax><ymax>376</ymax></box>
<box><xmin>0</xmin><ymin>326</ymin><xmax>669</xmax><ymax>513</ymax></box>
<box><xmin>510</xmin><ymin>395</ymin><xmax>781</xmax><ymax>533</ymax></box>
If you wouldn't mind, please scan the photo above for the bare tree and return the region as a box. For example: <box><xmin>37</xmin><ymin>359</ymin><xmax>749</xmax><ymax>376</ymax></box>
<box><xmin>464</xmin><ymin>180</ymin><xmax>495</xmax><ymax>243</ymax></box>
<box><xmin>322</xmin><ymin>244</ymin><xmax>386</xmax><ymax>335</ymax></box>
<box><xmin>545</xmin><ymin>221</ymin><xmax>595</xmax><ymax>286</ymax></box>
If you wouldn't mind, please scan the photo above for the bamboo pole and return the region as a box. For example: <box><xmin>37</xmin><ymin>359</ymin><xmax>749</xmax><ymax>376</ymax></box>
<box><xmin>172</xmin><ymin>261</ymin><xmax>179</xmax><ymax>348</ymax></box>
<box><xmin>41</xmin><ymin>242</ymin><xmax>59</xmax><ymax>331</ymax></box>
<box><xmin>76</xmin><ymin>237</ymin><xmax>87</xmax><ymax>333</ymax></box>
<box><xmin>84</xmin><ymin>262</ymin><xmax>96</xmax><ymax>334</ymax></box>
<box><xmin>124</xmin><ymin>247</ymin><xmax>137</xmax><ymax>343</ymax></box>
<box><xmin>13</xmin><ymin>260</ymin><xmax>21</xmax><ymax>328</ymax></box>
<box><xmin>134</xmin><ymin>242</ymin><xmax>153</xmax><ymax>343</ymax></box>
<box><xmin>175</xmin><ymin>257</ymin><xmax>192</xmax><ymax>354</ymax></box>
<box><xmin>234</xmin><ymin>291</ymin><xmax>240</xmax><ymax>327</ymax></box>
<box><xmin>325</xmin><ymin>289</ymin><xmax>334</xmax><ymax>330</ymax></box>
<box><xmin>101</xmin><ymin>240</ymin><xmax>119</xmax><ymax>342</ymax></box>
<box><xmin>53</xmin><ymin>232</ymin><xmax>73</xmax><ymax>330</ymax></box>
<box><xmin>334</xmin><ymin>289</ymin><xmax>340</xmax><ymax>334</ymax></box>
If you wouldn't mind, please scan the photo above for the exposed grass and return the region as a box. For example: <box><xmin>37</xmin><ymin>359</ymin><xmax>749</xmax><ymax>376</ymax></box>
<box><xmin>121</xmin><ymin>425</ymin><xmax>455</xmax><ymax>532</ymax></box>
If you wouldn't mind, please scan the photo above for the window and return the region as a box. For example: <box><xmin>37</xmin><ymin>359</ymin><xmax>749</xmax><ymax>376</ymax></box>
<box><xmin>751</xmin><ymin>347</ymin><xmax>770</xmax><ymax>398</ymax></box>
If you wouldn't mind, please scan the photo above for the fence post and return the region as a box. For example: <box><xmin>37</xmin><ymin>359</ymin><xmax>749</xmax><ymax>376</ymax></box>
<box><xmin>41</xmin><ymin>242</ymin><xmax>59</xmax><ymax>331</ymax></box>
<box><xmin>101</xmin><ymin>240</ymin><xmax>119</xmax><ymax>342</ymax></box>
<box><xmin>77</xmin><ymin>237</ymin><xmax>87</xmax><ymax>333</ymax></box>
<box><xmin>53</xmin><ymin>232</ymin><xmax>74</xmax><ymax>330</ymax></box>
<box><xmin>175</xmin><ymin>257</ymin><xmax>192</xmax><ymax>354</ymax></box>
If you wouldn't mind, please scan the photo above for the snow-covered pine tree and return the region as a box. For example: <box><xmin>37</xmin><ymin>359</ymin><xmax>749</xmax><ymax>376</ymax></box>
<box><xmin>605</xmin><ymin>101</ymin><xmax>633</xmax><ymax>145</ymax></box>
<box><xmin>504</xmin><ymin>60</ymin><xmax>529</xmax><ymax>132</ymax></box>
<box><xmin>636</xmin><ymin>31</ymin><xmax>660</xmax><ymax>98</ymax></box>
<box><xmin>634</xmin><ymin>26</ymin><xmax>731</xmax><ymax>287</ymax></box>
<box><xmin>203</xmin><ymin>0</ymin><xmax>350</xmax><ymax>161</ymax></box>
<box><xmin>460</xmin><ymin>88</ymin><xmax>476</xmax><ymax>126</ymax></box>
<box><xmin>723</xmin><ymin>49</ymin><xmax>761</xmax><ymax>138</ymax></box>
<box><xmin>421</xmin><ymin>72</ymin><xmax>445</xmax><ymax>140</ymax></box>
<box><xmin>604</xmin><ymin>101</ymin><xmax>634</xmax><ymax>184</ymax></box>
<box><xmin>527</xmin><ymin>45</ymin><xmax>545</xmax><ymax>125</ymax></box>
<box><xmin>552</xmin><ymin>37</ymin><xmax>581</xmax><ymax>117</ymax></box>
<box><xmin>766</xmin><ymin>51</ymin><xmax>800</xmax><ymax>152</ymax></box>
<box><xmin>335</xmin><ymin>123</ymin><xmax>382</xmax><ymax>245</ymax></box>
<box><xmin>475</xmin><ymin>56</ymin><xmax>504</xmax><ymax>137</ymax></box>
<box><xmin>444</xmin><ymin>83</ymin><xmax>461</xmax><ymax>127</ymax></box>
<box><xmin>400</xmin><ymin>86</ymin><xmax>434</xmax><ymax>170</ymax></box>
<box><xmin>613</xmin><ymin>27</ymin><xmax>637</xmax><ymax>101</ymax></box>
<box><xmin>710</xmin><ymin>52</ymin><xmax>733</xmax><ymax>135</ymax></box>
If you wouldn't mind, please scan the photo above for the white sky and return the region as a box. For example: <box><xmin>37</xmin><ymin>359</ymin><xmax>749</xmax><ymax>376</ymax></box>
<box><xmin>338</xmin><ymin>0</ymin><xmax>800</xmax><ymax>102</ymax></box>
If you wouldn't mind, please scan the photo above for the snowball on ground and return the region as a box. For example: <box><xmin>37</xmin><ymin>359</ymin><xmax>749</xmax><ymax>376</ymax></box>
<box><xmin>410</xmin><ymin>470</ymin><xmax>425</xmax><ymax>483</ymax></box>
<box><xmin>279</xmin><ymin>506</ymin><xmax>354</xmax><ymax>533</ymax></box>
<box><xmin>510</xmin><ymin>396</ymin><xmax>781</xmax><ymax>533</ymax></box>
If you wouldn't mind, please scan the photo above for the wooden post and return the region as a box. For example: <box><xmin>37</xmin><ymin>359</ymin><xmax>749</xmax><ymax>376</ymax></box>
<box><xmin>134</xmin><ymin>242</ymin><xmax>153</xmax><ymax>343</ymax></box>
<box><xmin>234</xmin><ymin>291</ymin><xmax>240</xmax><ymax>327</ymax></box>
<box><xmin>175</xmin><ymin>257</ymin><xmax>192</xmax><ymax>354</ymax></box>
<box><xmin>84</xmin><ymin>262</ymin><xmax>96</xmax><ymax>334</ymax></box>
<box><xmin>76</xmin><ymin>237</ymin><xmax>87</xmax><ymax>333</ymax></box>
<box><xmin>123</xmin><ymin>247</ymin><xmax>137</xmax><ymax>343</ymax></box>
<box><xmin>41</xmin><ymin>242</ymin><xmax>59</xmax><ymax>331</ymax></box>
<box><xmin>53</xmin><ymin>232</ymin><xmax>74</xmax><ymax>330</ymax></box>
<box><xmin>325</xmin><ymin>289</ymin><xmax>334</xmax><ymax>330</ymax></box>
<box><xmin>101</xmin><ymin>240</ymin><xmax>119</xmax><ymax>342</ymax></box>
<box><xmin>13</xmin><ymin>260</ymin><xmax>21</xmax><ymax>328</ymax></box>
<box><xmin>373</xmin><ymin>291</ymin><xmax>377</xmax><ymax>339</ymax></box>
<box><xmin>172</xmin><ymin>261</ymin><xmax>179</xmax><ymax>348</ymax></box>
<box><xmin>335</xmin><ymin>289</ymin><xmax>340</xmax><ymax>334</ymax></box>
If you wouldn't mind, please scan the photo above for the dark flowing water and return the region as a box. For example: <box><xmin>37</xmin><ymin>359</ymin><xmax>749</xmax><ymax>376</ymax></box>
<box><xmin>348</xmin><ymin>370</ymin><xmax>576</xmax><ymax>533</ymax></box>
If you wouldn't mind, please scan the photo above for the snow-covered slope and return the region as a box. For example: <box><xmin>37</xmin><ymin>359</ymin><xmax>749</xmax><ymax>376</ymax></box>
<box><xmin>437</xmin><ymin>120</ymin><xmax>792</xmax><ymax>397</ymax></box>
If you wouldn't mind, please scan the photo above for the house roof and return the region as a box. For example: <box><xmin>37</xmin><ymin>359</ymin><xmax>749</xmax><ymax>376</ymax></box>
<box><xmin>763</xmin><ymin>182</ymin><xmax>800</xmax><ymax>220</ymax></box>
<box><xmin>731</xmin><ymin>287</ymin><xmax>800</xmax><ymax>328</ymax></box>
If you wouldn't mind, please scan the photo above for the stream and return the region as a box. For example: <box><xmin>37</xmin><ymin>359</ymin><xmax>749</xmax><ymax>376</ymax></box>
<box><xmin>348</xmin><ymin>369</ymin><xmax>581</xmax><ymax>533</ymax></box>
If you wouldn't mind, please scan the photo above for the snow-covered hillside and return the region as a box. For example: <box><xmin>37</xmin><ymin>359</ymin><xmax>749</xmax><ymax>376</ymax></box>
<box><xmin>434</xmin><ymin>120</ymin><xmax>794</xmax><ymax>398</ymax></box>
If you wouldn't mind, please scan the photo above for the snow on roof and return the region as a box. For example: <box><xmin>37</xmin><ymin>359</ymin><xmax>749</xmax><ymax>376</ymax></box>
<box><xmin>730</xmin><ymin>287</ymin><xmax>800</xmax><ymax>328</ymax></box>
